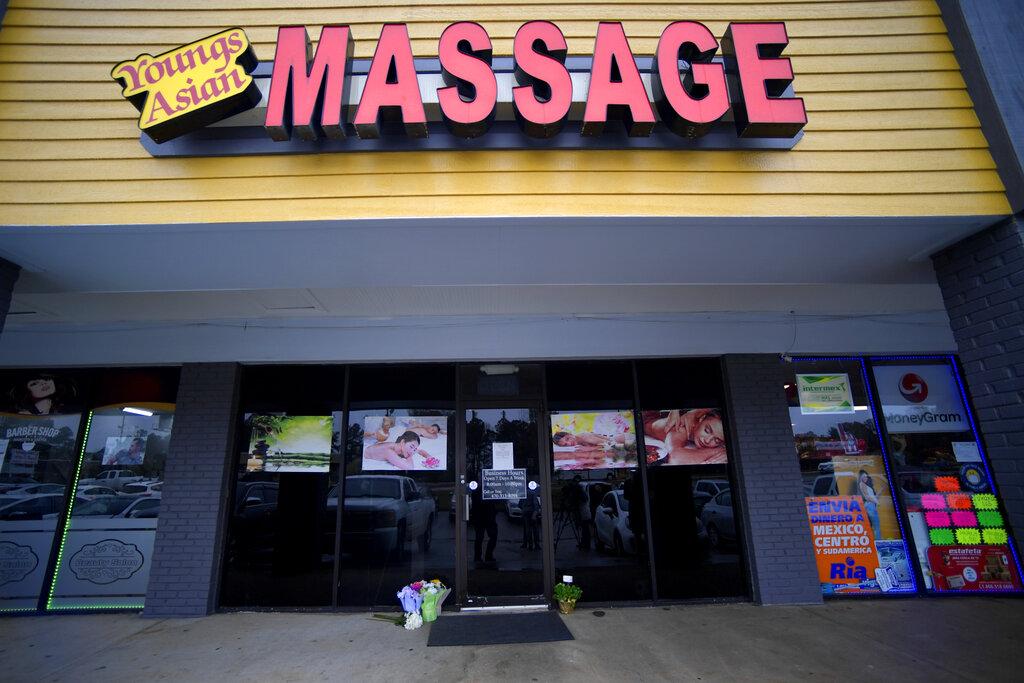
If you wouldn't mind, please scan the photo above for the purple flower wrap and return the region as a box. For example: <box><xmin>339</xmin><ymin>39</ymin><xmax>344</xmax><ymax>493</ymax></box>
<box><xmin>397</xmin><ymin>586</ymin><xmax>422</xmax><ymax>614</ymax></box>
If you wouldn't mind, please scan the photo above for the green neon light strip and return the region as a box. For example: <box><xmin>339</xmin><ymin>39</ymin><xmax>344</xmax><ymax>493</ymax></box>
<box><xmin>46</xmin><ymin>410</ymin><xmax>92</xmax><ymax>611</ymax></box>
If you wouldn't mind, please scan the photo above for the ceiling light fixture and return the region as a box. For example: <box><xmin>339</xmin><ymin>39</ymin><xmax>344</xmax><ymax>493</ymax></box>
<box><xmin>479</xmin><ymin>364</ymin><xmax>519</xmax><ymax>376</ymax></box>
<box><xmin>122</xmin><ymin>407</ymin><xmax>154</xmax><ymax>417</ymax></box>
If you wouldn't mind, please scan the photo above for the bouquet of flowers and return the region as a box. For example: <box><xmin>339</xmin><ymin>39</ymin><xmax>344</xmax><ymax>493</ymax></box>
<box><xmin>396</xmin><ymin>579</ymin><xmax>451</xmax><ymax>628</ymax></box>
<box><xmin>418</xmin><ymin>579</ymin><xmax>450</xmax><ymax>622</ymax></box>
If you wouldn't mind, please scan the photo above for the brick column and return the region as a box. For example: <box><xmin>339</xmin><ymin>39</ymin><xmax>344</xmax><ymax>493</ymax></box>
<box><xmin>0</xmin><ymin>256</ymin><xmax>21</xmax><ymax>336</ymax></box>
<box><xmin>932</xmin><ymin>217</ymin><xmax>1024</xmax><ymax>556</ymax></box>
<box><xmin>722</xmin><ymin>354</ymin><xmax>822</xmax><ymax>605</ymax></box>
<box><xmin>145</xmin><ymin>363</ymin><xmax>241</xmax><ymax>617</ymax></box>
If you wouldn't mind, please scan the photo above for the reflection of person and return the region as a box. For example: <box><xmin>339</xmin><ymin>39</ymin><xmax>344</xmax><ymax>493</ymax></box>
<box><xmin>568</xmin><ymin>476</ymin><xmax>592</xmax><ymax>550</ymax></box>
<box><xmin>521</xmin><ymin>489</ymin><xmax>541</xmax><ymax>550</ymax></box>
<box><xmin>364</xmin><ymin>431</ymin><xmax>426</xmax><ymax>470</ymax></box>
<box><xmin>859</xmin><ymin>469</ymin><xmax>881</xmax><ymax>538</ymax></box>
<box><xmin>470</xmin><ymin>477</ymin><xmax>498</xmax><ymax>562</ymax></box>
<box><xmin>645</xmin><ymin>409</ymin><xmax>727</xmax><ymax>465</ymax></box>
<box><xmin>110</xmin><ymin>437</ymin><xmax>145</xmax><ymax>466</ymax></box>
<box><xmin>12</xmin><ymin>374</ymin><xmax>74</xmax><ymax>415</ymax></box>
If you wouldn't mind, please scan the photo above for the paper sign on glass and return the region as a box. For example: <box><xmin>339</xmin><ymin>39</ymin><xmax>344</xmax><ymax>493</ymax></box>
<box><xmin>796</xmin><ymin>374</ymin><xmax>855</xmax><ymax>415</ymax></box>
<box><xmin>952</xmin><ymin>441</ymin><xmax>982</xmax><ymax>463</ymax></box>
<box><xmin>492</xmin><ymin>442</ymin><xmax>514</xmax><ymax>470</ymax></box>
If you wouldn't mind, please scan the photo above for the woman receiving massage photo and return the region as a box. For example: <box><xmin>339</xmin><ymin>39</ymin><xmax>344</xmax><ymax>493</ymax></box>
<box><xmin>406</xmin><ymin>420</ymin><xmax>445</xmax><ymax>439</ymax></box>
<box><xmin>551</xmin><ymin>431</ymin><xmax>634</xmax><ymax>467</ymax></box>
<box><xmin>364</xmin><ymin>430</ymin><xmax>429</xmax><ymax>470</ymax></box>
<box><xmin>644</xmin><ymin>409</ymin><xmax>727</xmax><ymax>465</ymax></box>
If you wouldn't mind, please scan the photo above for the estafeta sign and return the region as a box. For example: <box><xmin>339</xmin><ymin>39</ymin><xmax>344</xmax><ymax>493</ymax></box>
<box><xmin>113</xmin><ymin>21</ymin><xmax>807</xmax><ymax>152</ymax></box>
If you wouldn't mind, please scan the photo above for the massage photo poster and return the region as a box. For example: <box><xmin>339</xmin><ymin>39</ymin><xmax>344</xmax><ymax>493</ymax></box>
<box><xmin>361</xmin><ymin>415</ymin><xmax>447</xmax><ymax>471</ymax></box>
<box><xmin>550</xmin><ymin>411</ymin><xmax>637</xmax><ymax>471</ymax></box>
<box><xmin>641</xmin><ymin>409</ymin><xmax>728</xmax><ymax>466</ymax></box>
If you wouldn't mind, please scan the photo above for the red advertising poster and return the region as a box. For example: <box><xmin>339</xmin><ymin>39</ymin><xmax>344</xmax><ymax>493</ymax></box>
<box><xmin>927</xmin><ymin>545</ymin><xmax>1022</xmax><ymax>592</ymax></box>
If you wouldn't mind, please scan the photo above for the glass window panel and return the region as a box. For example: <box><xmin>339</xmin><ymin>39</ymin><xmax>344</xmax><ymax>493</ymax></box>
<box><xmin>221</xmin><ymin>412</ymin><xmax>337</xmax><ymax>608</ymax></box>
<box><xmin>637</xmin><ymin>358</ymin><xmax>745</xmax><ymax>600</ymax></box>
<box><xmin>787</xmin><ymin>359</ymin><xmax>915</xmax><ymax>596</ymax></box>
<box><xmin>870</xmin><ymin>359</ymin><xmax>1023</xmax><ymax>593</ymax></box>
<box><xmin>465</xmin><ymin>407</ymin><xmax>544</xmax><ymax>603</ymax></box>
<box><xmin>220</xmin><ymin>366</ymin><xmax>344</xmax><ymax>608</ymax></box>
<box><xmin>49</xmin><ymin>403</ymin><xmax>175</xmax><ymax>609</ymax></box>
<box><xmin>339</xmin><ymin>408</ymin><xmax>454</xmax><ymax>606</ymax></box>
<box><xmin>547</xmin><ymin>361</ymin><xmax>652</xmax><ymax>602</ymax></box>
<box><xmin>0</xmin><ymin>372</ymin><xmax>84</xmax><ymax>612</ymax></box>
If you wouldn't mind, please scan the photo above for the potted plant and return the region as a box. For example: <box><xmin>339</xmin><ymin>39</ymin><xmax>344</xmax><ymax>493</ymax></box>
<box><xmin>554</xmin><ymin>582</ymin><xmax>582</xmax><ymax>614</ymax></box>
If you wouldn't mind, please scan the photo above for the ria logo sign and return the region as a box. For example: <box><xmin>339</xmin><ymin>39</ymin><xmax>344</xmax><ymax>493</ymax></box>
<box><xmin>111</xmin><ymin>28</ymin><xmax>260</xmax><ymax>143</ymax></box>
<box><xmin>899</xmin><ymin>373</ymin><xmax>929</xmax><ymax>403</ymax></box>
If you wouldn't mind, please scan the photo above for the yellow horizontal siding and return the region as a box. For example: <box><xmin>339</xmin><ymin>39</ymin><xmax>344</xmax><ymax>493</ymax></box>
<box><xmin>2</xmin><ymin>194</ymin><xmax>1009</xmax><ymax>227</ymax></box>
<box><xmin>0</xmin><ymin>0</ymin><xmax>1010</xmax><ymax>225</ymax></box>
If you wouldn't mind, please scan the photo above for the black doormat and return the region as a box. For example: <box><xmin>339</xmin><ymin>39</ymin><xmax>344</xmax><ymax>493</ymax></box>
<box><xmin>426</xmin><ymin>611</ymin><xmax>574</xmax><ymax>647</ymax></box>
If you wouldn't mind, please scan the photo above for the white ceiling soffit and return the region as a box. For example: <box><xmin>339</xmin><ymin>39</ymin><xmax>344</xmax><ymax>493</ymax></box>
<box><xmin>8</xmin><ymin>283</ymin><xmax>945</xmax><ymax>325</ymax></box>
<box><xmin>0</xmin><ymin>216</ymin><xmax>1000</xmax><ymax>296</ymax></box>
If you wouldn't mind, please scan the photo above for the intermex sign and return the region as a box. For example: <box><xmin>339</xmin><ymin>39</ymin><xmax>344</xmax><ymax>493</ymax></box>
<box><xmin>111</xmin><ymin>21</ymin><xmax>807</xmax><ymax>155</ymax></box>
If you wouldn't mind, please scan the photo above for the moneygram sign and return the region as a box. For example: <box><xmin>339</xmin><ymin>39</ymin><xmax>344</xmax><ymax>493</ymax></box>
<box><xmin>111</xmin><ymin>21</ymin><xmax>807</xmax><ymax>155</ymax></box>
<box><xmin>872</xmin><ymin>364</ymin><xmax>969</xmax><ymax>434</ymax></box>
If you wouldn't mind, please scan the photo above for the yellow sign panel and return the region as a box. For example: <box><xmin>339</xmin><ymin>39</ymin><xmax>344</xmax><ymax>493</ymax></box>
<box><xmin>111</xmin><ymin>28</ymin><xmax>260</xmax><ymax>144</ymax></box>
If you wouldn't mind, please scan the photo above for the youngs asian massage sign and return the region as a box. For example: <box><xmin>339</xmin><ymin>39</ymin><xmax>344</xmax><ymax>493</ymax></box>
<box><xmin>111</xmin><ymin>21</ymin><xmax>807</xmax><ymax>156</ymax></box>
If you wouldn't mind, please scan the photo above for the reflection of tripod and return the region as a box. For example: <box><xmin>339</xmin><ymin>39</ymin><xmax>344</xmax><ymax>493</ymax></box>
<box><xmin>552</xmin><ymin>492</ymin><xmax>579</xmax><ymax>552</ymax></box>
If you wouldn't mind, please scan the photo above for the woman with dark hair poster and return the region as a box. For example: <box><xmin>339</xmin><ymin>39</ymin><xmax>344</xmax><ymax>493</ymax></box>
<box><xmin>10</xmin><ymin>374</ymin><xmax>77</xmax><ymax>415</ymax></box>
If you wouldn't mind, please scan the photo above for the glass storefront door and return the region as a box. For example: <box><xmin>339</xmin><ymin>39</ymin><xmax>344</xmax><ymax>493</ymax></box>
<box><xmin>460</xmin><ymin>406</ymin><xmax>549</xmax><ymax>607</ymax></box>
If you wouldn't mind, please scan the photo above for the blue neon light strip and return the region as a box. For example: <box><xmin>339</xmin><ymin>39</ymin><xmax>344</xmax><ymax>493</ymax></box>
<box><xmin>857</xmin><ymin>357</ymin><xmax>917</xmax><ymax>593</ymax></box>
<box><xmin>943</xmin><ymin>355</ymin><xmax>1024</xmax><ymax>590</ymax></box>
<box><xmin>786</xmin><ymin>355</ymin><xmax>917</xmax><ymax>594</ymax></box>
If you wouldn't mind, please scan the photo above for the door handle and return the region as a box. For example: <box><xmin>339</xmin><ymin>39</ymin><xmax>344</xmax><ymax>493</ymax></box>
<box><xmin>464</xmin><ymin>494</ymin><xmax>470</xmax><ymax>522</ymax></box>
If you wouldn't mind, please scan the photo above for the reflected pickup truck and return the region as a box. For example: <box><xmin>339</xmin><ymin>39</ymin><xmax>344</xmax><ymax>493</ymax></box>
<box><xmin>77</xmin><ymin>469</ymin><xmax>144</xmax><ymax>492</ymax></box>
<box><xmin>329</xmin><ymin>475</ymin><xmax>436</xmax><ymax>555</ymax></box>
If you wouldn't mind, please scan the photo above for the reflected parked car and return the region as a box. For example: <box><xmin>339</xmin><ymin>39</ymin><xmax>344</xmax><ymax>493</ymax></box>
<box><xmin>0</xmin><ymin>493</ymin><xmax>65</xmax><ymax>520</ymax></box>
<box><xmin>692</xmin><ymin>479</ymin><xmax>729</xmax><ymax>513</ymax></box>
<box><xmin>505</xmin><ymin>498</ymin><xmax>523</xmax><ymax>521</ymax></box>
<box><xmin>229</xmin><ymin>482</ymin><xmax>280</xmax><ymax>563</ymax></box>
<box><xmin>803</xmin><ymin>474</ymin><xmax>839</xmax><ymax>498</ymax></box>
<box><xmin>77</xmin><ymin>485</ymin><xmax>118</xmax><ymax>500</ymax></box>
<box><xmin>73</xmin><ymin>495</ymin><xmax>136</xmax><ymax>517</ymax></box>
<box><xmin>3</xmin><ymin>483</ymin><xmax>65</xmax><ymax>497</ymax></box>
<box><xmin>115</xmin><ymin>495</ymin><xmax>161</xmax><ymax>519</ymax></box>
<box><xmin>0</xmin><ymin>478</ymin><xmax>40</xmax><ymax>494</ymax></box>
<box><xmin>119</xmin><ymin>481</ymin><xmax>163</xmax><ymax>496</ymax></box>
<box><xmin>594</xmin><ymin>490</ymin><xmax>635</xmax><ymax>555</ymax></box>
<box><xmin>79</xmin><ymin>469</ymin><xmax>143</xmax><ymax>492</ymax></box>
<box><xmin>700</xmin><ymin>490</ymin><xmax>736</xmax><ymax>547</ymax></box>
<box><xmin>336</xmin><ymin>475</ymin><xmax>436</xmax><ymax>555</ymax></box>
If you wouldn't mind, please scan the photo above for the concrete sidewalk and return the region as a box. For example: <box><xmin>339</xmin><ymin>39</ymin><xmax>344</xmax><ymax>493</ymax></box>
<box><xmin>2</xmin><ymin>598</ymin><xmax>1021</xmax><ymax>682</ymax></box>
